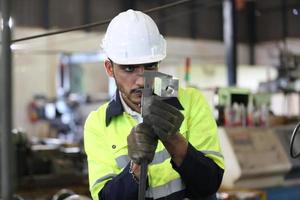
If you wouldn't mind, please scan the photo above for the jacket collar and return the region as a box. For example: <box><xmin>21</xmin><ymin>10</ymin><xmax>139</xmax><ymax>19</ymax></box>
<box><xmin>105</xmin><ymin>90</ymin><xmax>184</xmax><ymax>126</ymax></box>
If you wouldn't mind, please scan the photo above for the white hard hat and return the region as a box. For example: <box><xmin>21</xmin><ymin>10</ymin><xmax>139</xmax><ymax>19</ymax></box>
<box><xmin>102</xmin><ymin>9</ymin><xmax>166</xmax><ymax>65</ymax></box>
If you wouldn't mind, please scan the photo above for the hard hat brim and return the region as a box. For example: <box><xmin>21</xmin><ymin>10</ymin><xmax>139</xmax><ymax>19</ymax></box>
<box><xmin>109</xmin><ymin>54</ymin><xmax>166</xmax><ymax>65</ymax></box>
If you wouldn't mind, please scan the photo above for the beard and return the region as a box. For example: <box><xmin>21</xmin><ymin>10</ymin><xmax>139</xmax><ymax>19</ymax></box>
<box><xmin>114</xmin><ymin>78</ymin><xmax>143</xmax><ymax>107</ymax></box>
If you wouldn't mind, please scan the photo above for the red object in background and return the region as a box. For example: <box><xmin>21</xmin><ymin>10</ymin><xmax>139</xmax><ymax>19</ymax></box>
<box><xmin>235</xmin><ymin>0</ymin><xmax>246</xmax><ymax>11</ymax></box>
<box><xmin>27</xmin><ymin>102</ymin><xmax>39</xmax><ymax>123</ymax></box>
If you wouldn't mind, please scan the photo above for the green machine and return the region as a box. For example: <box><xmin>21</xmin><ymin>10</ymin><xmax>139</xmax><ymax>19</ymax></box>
<box><xmin>218</xmin><ymin>87</ymin><xmax>252</xmax><ymax>107</ymax></box>
<box><xmin>218</xmin><ymin>87</ymin><xmax>271</xmax><ymax>108</ymax></box>
<box><xmin>216</xmin><ymin>87</ymin><xmax>251</xmax><ymax>126</ymax></box>
<box><xmin>216</xmin><ymin>87</ymin><xmax>271</xmax><ymax>126</ymax></box>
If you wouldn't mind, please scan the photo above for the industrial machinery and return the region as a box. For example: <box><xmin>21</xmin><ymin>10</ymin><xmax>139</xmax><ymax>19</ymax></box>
<box><xmin>219</xmin><ymin>127</ymin><xmax>291</xmax><ymax>189</ymax></box>
<box><xmin>218</xmin><ymin>87</ymin><xmax>251</xmax><ymax>108</ymax></box>
<box><xmin>215</xmin><ymin>87</ymin><xmax>271</xmax><ymax>128</ymax></box>
<box><xmin>216</xmin><ymin>87</ymin><xmax>251</xmax><ymax>127</ymax></box>
<box><xmin>13</xmin><ymin>128</ymin><xmax>88</xmax><ymax>196</ymax></box>
<box><xmin>259</xmin><ymin>51</ymin><xmax>300</xmax><ymax>93</ymax></box>
<box><xmin>273</xmin><ymin>125</ymin><xmax>300</xmax><ymax>184</ymax></box>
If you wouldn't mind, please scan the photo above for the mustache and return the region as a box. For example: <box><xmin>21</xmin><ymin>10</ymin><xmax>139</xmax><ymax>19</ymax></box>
<box><xmin>130</xmin><ymin>88</ymin><xmax>144</xmax><ymax>94</ymax></box>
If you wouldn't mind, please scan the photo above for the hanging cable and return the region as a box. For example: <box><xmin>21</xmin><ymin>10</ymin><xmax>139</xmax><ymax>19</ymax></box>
<box><xmin>12</xmin><ymin>19</ymin><xmax>111</xmax><ymax>43</ymax></box>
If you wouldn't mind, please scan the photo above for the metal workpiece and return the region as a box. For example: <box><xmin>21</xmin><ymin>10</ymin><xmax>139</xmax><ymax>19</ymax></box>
<box><xmin>154</xmin><ymin>76</ymin><xmax>178</xmax><ymax>97</ymax></box>
<box><xmin>141</xmin><ymin>71</ymin><xmax>179</xmax><ymax>117</ymax></box>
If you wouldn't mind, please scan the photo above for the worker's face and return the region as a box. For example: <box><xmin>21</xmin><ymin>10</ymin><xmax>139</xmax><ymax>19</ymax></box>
<box><xmin>104</xmin><ymin>59</ymin><xmax>158</xmax><ymax>111</ymax></box>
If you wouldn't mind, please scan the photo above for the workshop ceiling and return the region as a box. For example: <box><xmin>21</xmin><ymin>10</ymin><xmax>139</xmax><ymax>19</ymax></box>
<box><xmin>2</xmin><ymin>0</ymin><xmax>300</xmax><ymax>43</ymax></box>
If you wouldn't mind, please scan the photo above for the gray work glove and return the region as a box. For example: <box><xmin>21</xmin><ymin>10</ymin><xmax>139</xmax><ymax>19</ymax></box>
<box><xmin>127</xmin><ymin>123</ymin><xmax>158</xmax><ymax>165</ymax></box>
<box><xmin>144</xmin><ymin>97</ymin><xmax>184</xmax><ymax>142</ymax></box>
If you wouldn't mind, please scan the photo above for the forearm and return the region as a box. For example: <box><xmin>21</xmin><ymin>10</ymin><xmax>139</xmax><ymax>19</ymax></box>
<box><xmin>162</xmin><ymin>133</ymin><xmax>188</xmax><ymax>166</ymax></box>
<box><xmin>170</xmin><ymin>143</ymin><xmax>224</xmax><ymax>198</ymax></box>
<box><xmin>99</xmin><ymin>163</ymin><xmax>138</xmax><ymax>200</ymax></box>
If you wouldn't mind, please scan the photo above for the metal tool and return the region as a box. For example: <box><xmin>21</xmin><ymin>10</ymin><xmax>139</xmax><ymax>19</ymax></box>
<box><xmin>138</xmin><ymin>71</ymin><xmax>179</xmax><ymax>200</ymax></box>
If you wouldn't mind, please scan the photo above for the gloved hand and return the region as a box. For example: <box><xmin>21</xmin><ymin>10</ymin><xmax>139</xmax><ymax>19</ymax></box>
<box><xmin>144</xmin><ymin>97</ymin><xmax>184</xmax><ymax>142</ymax></box>
<box><xmin>127</xmin><ymin>123</ymin><xmax>158</xmax><ymax>165</ymax></box>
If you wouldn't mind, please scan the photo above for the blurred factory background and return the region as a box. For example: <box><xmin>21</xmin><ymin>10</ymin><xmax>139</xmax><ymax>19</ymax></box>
<box><xmin>1</xmin><ymin>0</ymin><xmax>300</xmax><ymax>199</ymax></box>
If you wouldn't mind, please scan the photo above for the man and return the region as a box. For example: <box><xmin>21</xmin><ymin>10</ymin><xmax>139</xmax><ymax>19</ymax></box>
<box><xmin>84</xmin><ymin>9</ymin><xmax>224</xmax><ymax>200</ymax></box>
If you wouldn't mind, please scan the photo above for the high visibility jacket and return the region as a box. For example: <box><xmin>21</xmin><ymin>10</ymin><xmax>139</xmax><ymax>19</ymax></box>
<box><xmin>84</xmin><ymin>87</ymin><xmax>224</xmax><ymax>200</ymax></box>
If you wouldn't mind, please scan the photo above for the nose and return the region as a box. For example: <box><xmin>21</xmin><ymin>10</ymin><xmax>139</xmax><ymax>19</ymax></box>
<box><xmin>135</xmin><ymin>66</ymin><xmax>145</xmax><ymax>87</ymax></box>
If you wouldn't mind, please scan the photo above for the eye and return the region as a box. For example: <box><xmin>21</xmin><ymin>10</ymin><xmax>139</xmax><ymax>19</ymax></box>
<box><xmin>144</xmin><ymin>63</ymin><xmax>158</xmax><ymax>70</ymax></box>
<box><xmin>121</xmin><ymin>65</ymin><xmax>135</xmax><ymax>72</ymax></box>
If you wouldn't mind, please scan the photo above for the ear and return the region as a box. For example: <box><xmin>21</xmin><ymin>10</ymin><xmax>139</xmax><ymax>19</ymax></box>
<box><xmin>104</xmin><ymin>59</ymin><xmax>114</xmax><ymax>77</ymax></box>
